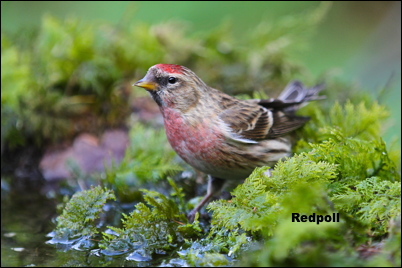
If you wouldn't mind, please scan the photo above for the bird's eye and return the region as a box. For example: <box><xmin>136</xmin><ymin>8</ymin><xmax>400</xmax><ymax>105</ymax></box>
<box><xmin>168</xmin><ymin>77</ymin><xmax>177</xmax><ymax>84</ymax></box>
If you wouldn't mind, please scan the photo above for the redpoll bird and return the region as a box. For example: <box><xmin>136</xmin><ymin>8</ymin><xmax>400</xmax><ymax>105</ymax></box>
<box><xmin>134</xmin><ymin>64</ymin><xmax>324</xmax><ymax>221</ymax></box>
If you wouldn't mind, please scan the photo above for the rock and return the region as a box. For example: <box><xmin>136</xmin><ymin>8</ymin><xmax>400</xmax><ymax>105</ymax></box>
<box><xmin>40</xmin><ymin>129</ymin><xmax>129</xmax><ymax>181</ymax></box>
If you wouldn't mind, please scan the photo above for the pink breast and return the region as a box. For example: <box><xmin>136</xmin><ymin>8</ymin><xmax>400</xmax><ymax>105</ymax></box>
<box><xmin>162</xmin><ymin>108</ymin><xmax>223</xmax><ymax>168</ymax></box>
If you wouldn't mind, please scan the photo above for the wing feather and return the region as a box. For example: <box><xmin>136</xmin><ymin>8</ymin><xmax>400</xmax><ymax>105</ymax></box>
<box><xmin>219</xmin><ymin>101</ymin><xmax>273</xmax><ymax>141</ymax></box>
<box><xmin>214</xmin><ymin>80</ymin><xmax>323</xmax><ymax>142</ymax></box>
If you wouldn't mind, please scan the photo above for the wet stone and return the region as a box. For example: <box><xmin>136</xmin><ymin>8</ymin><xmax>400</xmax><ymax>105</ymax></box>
<box><xmin>40</xmin><ymin>129</ymin><xmax>129</xmax><ymax>181</ymax></box>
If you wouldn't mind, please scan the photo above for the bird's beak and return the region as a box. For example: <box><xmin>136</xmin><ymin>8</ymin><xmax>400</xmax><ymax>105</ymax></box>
<box><xmin>133</xmin><ymin>78</ymin><xmax>157</xmax><ymax>91</ymax></box>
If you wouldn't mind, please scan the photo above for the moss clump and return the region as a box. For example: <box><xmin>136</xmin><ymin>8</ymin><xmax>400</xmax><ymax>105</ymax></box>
<box><xmin>50</xmin><ymin>186</ymin><xmax>115</xmax><ymax>241</ymax></box>
<box><xmin>99</xmin><ymin>182</ymin><xmax>202</xmax><ymax>261</ymax></box>
<box><xmin>102</xmin><ymin>124</ymin><xmax>182</xmax><ymax>203</ymax></box>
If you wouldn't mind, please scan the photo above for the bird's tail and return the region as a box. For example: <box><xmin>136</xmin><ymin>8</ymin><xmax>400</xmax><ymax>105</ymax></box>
<box><xmin>258</xmin><ymin>80</ymin><xmax>325</xmax><ymax>113</ymax></box>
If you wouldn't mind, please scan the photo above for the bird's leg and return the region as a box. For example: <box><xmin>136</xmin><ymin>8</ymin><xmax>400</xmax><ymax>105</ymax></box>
<box><xmin>187</xmin><ymin>176</ymin><xmax>225</xmax><ymax>222</ymax></box>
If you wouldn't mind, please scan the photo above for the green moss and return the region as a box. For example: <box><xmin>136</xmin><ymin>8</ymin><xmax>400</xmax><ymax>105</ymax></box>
<box><xmin>102</xmin><ymin>123</ymin><xmax>182</xmax><ymax>202</ymax></box>
<box><xmin>99</xmin><ymin>186</ymin><xmax>201</xmax><ymax>260</ymax></box>
<box><xmin>209</xmin><ymin>156</ymin><xmax>337</xmax><ymax>234</ymax></box>
<box><xmin>52</xmin><ymin>186</ymin><xmax>115</xmax><ymax>240</ymax></box>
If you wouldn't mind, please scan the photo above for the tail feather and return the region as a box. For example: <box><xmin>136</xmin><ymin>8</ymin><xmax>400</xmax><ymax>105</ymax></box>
<box><xmin>278</xmin><ymin>80</ymin><xmax>324</xmax><ymax>102</ymax></box>
<box><xmin>257</xmin><ymin>80</ymin><xmax>325</xmax><ymax>138</ymax></box>
<box><xmin>258</xmin><ymin>80</ymin><xmax>325</xmax><ymax>113</ymax></box>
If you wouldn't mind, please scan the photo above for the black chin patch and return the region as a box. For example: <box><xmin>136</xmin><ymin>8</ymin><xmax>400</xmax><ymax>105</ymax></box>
<box><xmin>149</xmin><ymin>91</ymin><xmax>163</xmax><ymax>106</ymax></box>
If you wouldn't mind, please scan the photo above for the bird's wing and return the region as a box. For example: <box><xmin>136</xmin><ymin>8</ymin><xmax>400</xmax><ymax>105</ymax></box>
<box><xmin>267</xmin><ymin>111</ymin><xmax>310</xmax><ymax>138</ymax></box>
<box><xmin>218</xmin><ymin>101</ymin><xmax>309</xmax><ymax>142</ymax></box>
<box><xmin>216</xmin><ymin>80</ymin><xmax>324</xmax><ymax>142</ymax></box>
<box><xmin>219</xmin><ymin>102</ymin><xmax>273</xmax><ymax>141</ymax></box>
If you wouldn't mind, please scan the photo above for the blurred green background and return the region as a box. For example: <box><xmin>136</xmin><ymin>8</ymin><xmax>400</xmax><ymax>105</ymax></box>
<box><xmin>2</xmin><ymin>1</ymin><xmax>400</xmax><ymax>143</ymax></box>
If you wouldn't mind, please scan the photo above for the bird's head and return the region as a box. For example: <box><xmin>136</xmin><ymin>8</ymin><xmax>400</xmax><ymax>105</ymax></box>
<box><xmin>134</xmin><ymin>64</ymin><xmax>206</xmax><ymax>112</ymax></box>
